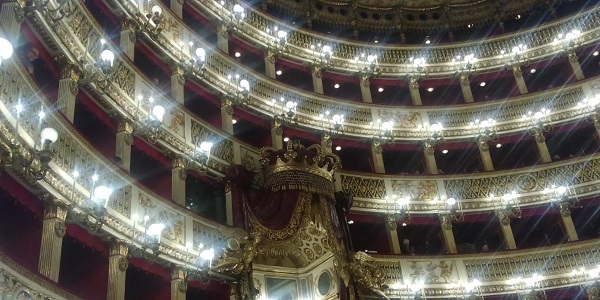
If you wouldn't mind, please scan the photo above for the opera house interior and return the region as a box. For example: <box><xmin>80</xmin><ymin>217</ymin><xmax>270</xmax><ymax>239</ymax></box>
<box><xmin>3</xmin><ymin>0</ymin><xmax>600</xmax><ymax>299</ymax></box>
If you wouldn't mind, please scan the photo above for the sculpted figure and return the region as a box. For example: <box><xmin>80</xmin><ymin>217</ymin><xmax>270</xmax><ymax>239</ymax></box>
<box><xmin>349</xmin><ymin>251</ymin><xmax>389</xmax><ymax>300</ymax></box>
<box><xmin>214</xmin><ymin>236</ymin><xmax>260</xmax><ymax>274</ymax></box>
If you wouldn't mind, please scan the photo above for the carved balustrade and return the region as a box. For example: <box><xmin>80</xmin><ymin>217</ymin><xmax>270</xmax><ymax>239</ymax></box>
<box><xmin>32</xmin><ymin>0</ymin><xmax>600</xmax><ymax>142</ymax></box>
<box><xmin>0</xmin><ymin>58</ymin><xmax>242</xmax><ymax>280</ymax></box>
<box><xmin>187</xmin><ymin>0</ymin><xmax>600</xmax><ymax>77</ymax></box>
<box><xmin>16</xmin><ymin>1</ymin><xmax>600</xmax><ymax>215</ymax></box>
<box><xmin>374</xmin><ymin>238</ymin><xmax>600</xmax><ymax>298</ymax></box>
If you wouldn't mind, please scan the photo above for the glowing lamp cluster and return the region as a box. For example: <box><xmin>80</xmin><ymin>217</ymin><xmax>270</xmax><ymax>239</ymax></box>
<box><xmin>0</xmin><ymin>37</ymin><xmax>14</xmax><ymax>65</ymax></box>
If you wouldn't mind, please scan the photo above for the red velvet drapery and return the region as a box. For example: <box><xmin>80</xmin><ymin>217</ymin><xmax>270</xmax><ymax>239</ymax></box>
<box><xmin>227</xmin><ymin>165</ymin><xmax>300</xmax><ymax>231</ymax></box>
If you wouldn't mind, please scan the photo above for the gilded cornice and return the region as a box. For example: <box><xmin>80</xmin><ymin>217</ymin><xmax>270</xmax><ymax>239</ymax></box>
<box><xmin>374</xmin><ymin>239</ymin><xmax>600</xmax><ymax>298</ymax></box>
<box><xmin>187</xmin><ymin>0</ymin><xmax>600</xmax><ymax>76</ymax></box>
<box><xmin>23</xmin><ymin>0</ymin><xmax>600</xmax><ymax>217</ymax></box>
<box><xmin>93</xmin><ymin>0</ymin><xmax>600</xmax><ymax>141</ymax></box>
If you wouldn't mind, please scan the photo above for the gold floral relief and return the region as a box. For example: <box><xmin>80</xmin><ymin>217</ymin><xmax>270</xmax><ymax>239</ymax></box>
<box><xmin>377</xmin><ymin>110</ymin><xmax>420</xmax><ymax>129</ymax></box>
<box><xmin>408</xmin><ymin>260</ymin><xmax>457</xmax><ymax>284</ymax></box>
<box><xmin>168</xmin><ymin>110</ymin><xmax>185</xmax><ymax>135</ymax></box>
<box><xmin>138</xmin><ymin>192</ymin><xmax>157</xmax><ymax>209</ymax></box>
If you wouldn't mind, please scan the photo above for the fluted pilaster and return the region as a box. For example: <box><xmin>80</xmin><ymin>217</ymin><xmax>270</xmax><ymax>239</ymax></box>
<box><xmin>107</xmin><ymin>241</ymin><xmax>129</xmax><ymax>300</ymax></box>
<box><xmin>115</xmin><ymin>118</ymin><xmax>133</xmax><ymax>171</ymax></box>
<box><xmin>459</xmin><ymin>74</ymin><xmax>474</xmax><ymax>103</ymax></box>
<box><xmin>371</xmin><ymin>140</ymin><xmax>385</xmax><ymax>173</ymax></box>
<box><xmin>408</xmin><ymin>77</ymin><xmax>422</xmax><ymax>106</ymax></box>
<box><xmin>385</xmin><ymin>215</ymin><xmax>401</xmax><ymax>254</ymax></box>
<box><xmin>57</xmin><ymin>57</ymin><xmax>79</xmax><ymax>123</ymax></box>
<box><xmin>171</xmin><ymin>268</ymin><xmax>187</xmax><ymax>300</ymax></box>
<box><xmin>38</xmin><ymin>200</ymin><xmax>67</xmax><ymax>282</ymax></box>
<box><xmin>172</xmin><ymin>155</ymin><xmax>187</xmax><ymax>206</ymax></box>
<box><xmin>439</xmin><ymin>215</ymin><xmax>457</xmax><ymax>254</ymax></box>
<box><xmin>360</xmin><ymin>76</ymin><xmax>372</xmax><ymax>103</ymax></box>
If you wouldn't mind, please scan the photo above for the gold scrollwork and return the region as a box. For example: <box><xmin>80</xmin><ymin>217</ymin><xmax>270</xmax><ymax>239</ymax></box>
<box><xmin>177</xmin><ymin>280</ymin><xmax>188</xmax><ymax>293</ymax></box>
<box><xmin>54</xmin><ymin>222</ymin><xmax>66</xmax><ymax>237</ymax></box>
<box><xmin>118</xmin><ymin>257</ymin><xmax>129</xmax><ymax>271</ymax></box>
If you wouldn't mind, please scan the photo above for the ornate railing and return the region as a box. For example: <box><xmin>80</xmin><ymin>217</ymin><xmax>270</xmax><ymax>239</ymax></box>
<box><xmin>45</xmin><ymin>0</ymin><xmax>600</xmax><ymax>141</ymax></box>
<box><xmin>374</xmin><ymin>239</ymin><xmax>600</xmax><ymax>298</ymax></box>
<box><xmin>16</xmin><ymin>0</ymin><xmax>600</xmax><ymax>214</ymax></box>
<box><xmin>337</xmin><ymin>154</ymin><xmax>600</xmax><ymax>213</ymax></box>
<box><xmin>188</xmin><ymin>0</ymin><xmax>600</xmax><ymax>77</ymax></box>
<box><xmin>0</xmin><ymin>58</ymin><xmax>243</xmax><ymax>279</ymax></box>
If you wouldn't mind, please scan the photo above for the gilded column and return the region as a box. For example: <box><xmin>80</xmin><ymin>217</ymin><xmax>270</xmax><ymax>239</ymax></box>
<box><xmin>225</xmin><ymin>182</ymin><xmax>233</xmax><ymax>226</ymax></box>
<box><xmin>171</xmin><ymin>67</ymin><xmax>185</xmax><ymax>105</ymax></box>
<box><xmin>115</xmin><ymin>118</ymin><xmax>134</xmax><ymax>171</ymax></box>
<box><xmin>311</xmin><ymin>65</ymin><xmax>324</xmax><ymax>94</ymax></box>
<box><xmin>321</xmin><ymin>134</ymin><xmax>332</xmax><ymax>154</ymax></box>
<box><xmin>477</xmin><ymin>139</ymin><xmax>494</xmax><ymax>171</ymax></box>
<box><xmin>459</xmin><ymin>74</ymin><xmax>474</xmax><ymax>103</ymax></box>
<box><xmin>172</xmin><ymin>155</ymin><xmax>187</xmax><ymax>207</ymax></box>
<box><xmin>439</xmin><ymin>215</ymin><xmax>457</xmax><ymax>254</ymax></box>
<box><xmin>119</xmin><ymin>21</ymin><xmax>136</xmax><ymax>60</ymax></box>
<box><xmin>408</xmin><ymin>77</ymin><xmax>422</xmax><ymax>106</ymax></box>
<box><xmin>57</xmin><ymin>57</ymin><xmax>79</xmax><ymax>123</ymax></box>
<box><xmin>497</xmin><ymin>213</ymin><xmax>517</xmax><ymax>250</ymax></box>
<box><xmin>512</xmin><ymin>65</ymin><xmax>529</xmax><ymax>94</ymax></box>
<box><xmin>0</xmin><ymin>2</ymin><xmax>20</xmax><ymax>43</ymax></box>
<box><xmin>360</xmin><ymin>76</ymin><xmax>372</xmax><ymax>103</ymax></box>
<box><xmin>218</xmin><ymin>25</ymin><xmax>229</xmax><ymax>54</ymax></box>
<box><xmin>170</xmin><ymin>0</ymin><xmax>183</xmax><ymax>18</ymax></box>
<box><xmin>271</xmin><ymin>119</ymin><xmax>283</xmax><ymax>149</ymax></box>
<box><xmin>38</xmin><ymin>200</ymin><xmax>67</xmax><ymax>282</ymax></box>
<box><xmin>171</xmin><ymin>268</ymin><xmax>187</xmax><ymax>300</ymax></box>
<box><xmin>221</xmin><ymin>98</ymin><xmax>234</xmax><ymax>135</ymax></box>
<box><xmin>371</xmin><ymin>140</ymin><xmax>386</xmax><ymax>173</ymax></box>
<box><xmin>265</xmin><ymin>52</ymin><xmax>276</xmax><ymax>79</ymax></box>
<box><xmin>385</xmin><ymin>215</ymin><xmax>401</xmax><ymax>254</ymax></box>
<box><xmin>423</xmin><ymin>144</ymin><xmax>438</xmax><ymax>175</ymax></box>
<box><xmin>533</xmin><ymin>132</ymin><xmax>552</xmax><ymax>163</ymax></box>
<box><xmin>567</xmin><ymin>52</ymin><xmax>585</xmax><ymax>81</ymax></box>
<box><xmin>107</xmin><ymin>241</ymin><xmax>129</xmax><ymax>300</ymax></box>
<box><xmin>558</xmin><ymin>203</ymin><xmax>579</xmax><ymax>242</ymax></box>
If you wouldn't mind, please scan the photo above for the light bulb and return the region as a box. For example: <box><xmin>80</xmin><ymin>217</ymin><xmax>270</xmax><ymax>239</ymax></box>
<box><xmin>147</xmin><ymin>223</ymin><xmax>166</xmax><ymax>236</ymax></box>
<box><xmin>151</xmin><ymin>5</ymin><xmax>162</xmax><ymax>15</ymax></box>
<box><xmin>40</xmin><ymin>127</ymin><xmax>59</xmax><ymax>144</ymax></box>
<box><xmin>100</xmin><ymin>49</ymin><xmax>115</xmax><ymax>66</ymax></box>
<box><xmin>195</xmin><ymin>47</ymin><xmax>206</xmax><ymax>61</ymax></box>
<box><xmin>277</xmin><ymin>30</ymin><xmax>287</xmax><ymax>39</ymax></box>
<box><xmin>239</xmin><ymin>79</ymin><xmax>250</xmax><ymax>91</ymax></box>
<box><xmin>93</xmin><ymin>185</ymin><xmax>113</xmax><ymax>201</ymax></box>
<box><xmin>447</xmin><ymin>198</ymin><xmax>456</xmax><ymax>206</ymax></box>
<box><xmin>0</xmin><ymin>38</ymin><xmax>14</xmax><ymax>60</ymax></box>
<box><xmin>199</xmin><ymin>141</ymin><xmax>213</xmax><ymax>153</ymax></box>
<box><xmin>151</xmin><ymin>105</ymin><xmax>165</xmax><ymax>122</ymax></box>
<box><xmin>200</xmin><ymin>248</ymin><xmax>215</xmax><ymax>260</ymax></box>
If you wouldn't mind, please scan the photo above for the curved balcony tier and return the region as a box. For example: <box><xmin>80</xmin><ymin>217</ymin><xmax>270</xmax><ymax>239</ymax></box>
<box><xmin>185</xmin><ymin>0</ymin><xmax>600</xmax><ymax>77</ymax></box>
<box><xmin>37</xmin><ymin>0</ymin><xmax>600</xmax><ymax>142</ymax></box>
<box><xmin>17</xmin><ymin>0</ymin><xmax>600</xmax><ymax>216</ymax></box>
<box><xmin>0</xmin><ymin>58</ymin><xmax>244</xmax><ymax>281</ymax></box>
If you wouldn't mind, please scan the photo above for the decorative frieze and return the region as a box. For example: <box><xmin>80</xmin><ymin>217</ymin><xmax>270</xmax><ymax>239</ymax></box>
<box><xmin>36</xmin><ymin>0</ymin><xmax>600</xmax><ymax>142</ymax></box>
<box><xmin>189</xmin><ymin>0</ymin><xmax>600</xmax><ymax>74</ymax></box>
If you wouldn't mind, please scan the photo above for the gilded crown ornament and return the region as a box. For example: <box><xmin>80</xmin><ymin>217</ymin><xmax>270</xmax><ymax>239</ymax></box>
<box><xmin>259</xmin><ymin>140</ymin><xmax>341</xmax><ymax>195</ymax></box>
